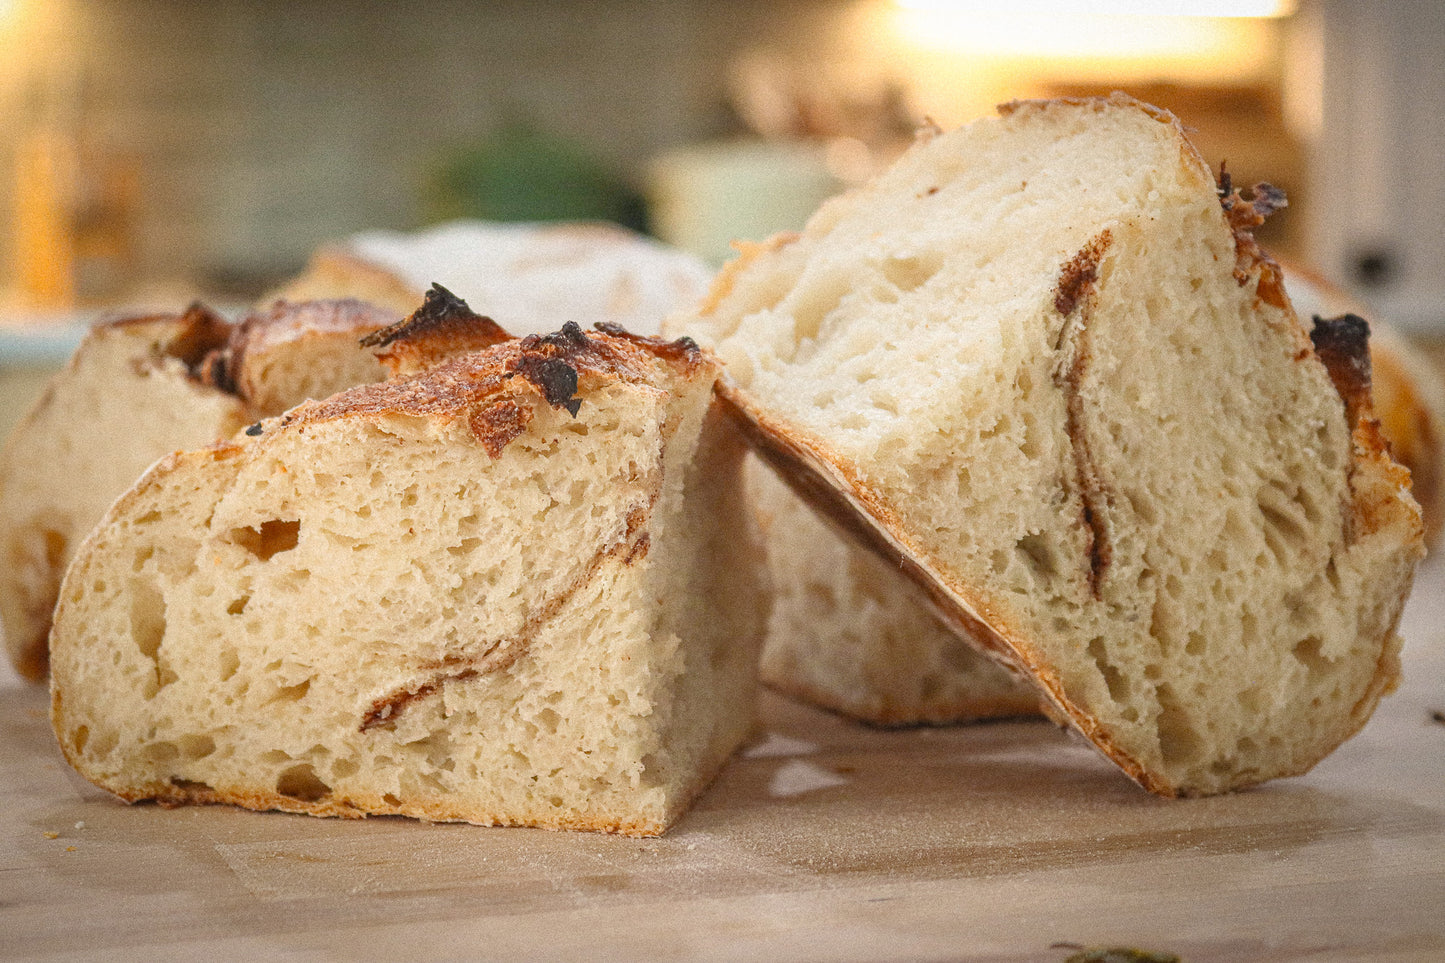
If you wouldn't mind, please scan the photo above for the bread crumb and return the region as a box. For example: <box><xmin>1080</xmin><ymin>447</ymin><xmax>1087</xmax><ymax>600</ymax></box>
<box><xmin>742</xmin><ymin>732</ymin><xmax>819</xmax><ymax>759</ymax></box>
<box><xmin>768</xmin><ymin>759</ymin><xmax>849</xmax><ymax>798</ymax></box>
<box><xmin>43</xmin><ymin>831</ymin><xmax>59</xmax><ymax>839</ymax></box>
<box><xmin>74</xmin><ymin>820</ymin><xmax>86</xmax><ymax>830</ymax></box>
<box><xmin>65</xmin><ymin>846</ymin><xmax>76</xmax><ymax>852</ymax></box>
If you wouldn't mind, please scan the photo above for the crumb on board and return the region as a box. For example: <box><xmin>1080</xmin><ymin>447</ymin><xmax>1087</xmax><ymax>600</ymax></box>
<box><xmin>43</xmin><ymin>832</ymin><xmax>59</xmax><ymax>840</ymax></box>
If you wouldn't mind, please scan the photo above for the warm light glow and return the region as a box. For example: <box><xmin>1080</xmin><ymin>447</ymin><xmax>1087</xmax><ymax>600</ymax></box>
<box><xmin>896</xmin><ymin>0</ymin><xmax>1295</xmax><ymax>16</ymax></box>
<box><xmin>893</xmin><ymin>9</ymin><xmax>1278</xmax><ymax>61</ymax></box>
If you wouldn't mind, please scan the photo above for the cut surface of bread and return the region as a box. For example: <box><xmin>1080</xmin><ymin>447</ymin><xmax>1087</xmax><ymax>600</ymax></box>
<box><xmin>0</xmin><ymin>300</ymin><xmax>392</xmax><ymax>679</ymax></box>
<box><xmin>752</xmin><ymin>462</ymin><xmax>1039</xmax><ymax>725</ymax></box>
<box><xmin>679</xmin><ymin>94</ymin><xmax>1423</xmax><ymax>795</ymax></box>
<box><xmin>274</xmin><ymin>220</ymin><xmax>715</xmax><ymax>336</ymax></box>
<box><xmin>50</xmin><ymin>323</ymin><xmax>765</xmax><ymax>835</ymax></box>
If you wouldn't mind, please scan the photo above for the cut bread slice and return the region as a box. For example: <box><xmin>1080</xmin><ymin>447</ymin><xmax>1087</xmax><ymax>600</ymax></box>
<box><xmin>0</xmin><ymin>299</ymin><xmax>392</xmax><ymax>680</ymax></box>
<box><xmin>49</xmin><ymin>322</ymin><xmax>765</xmax><ymax>835</ymax></box>
<box><xmin>721</xmin><ymin>257</ymin><xmax>1445</xmax><ymax>732</ymax></box>
<box><xmin>679</xmin><ymin>94</ymin><xmax>1423</xmax><ymax>795</ymax></box>
<box><xmin>273</xmin><ymin>220</ymin><xmax>715</xmax><ymax>336</ymax></box>
<box><xmin>751</xmin><ymin>461</ymin><xmax>1039</xmax><ymax>725</ymax></box>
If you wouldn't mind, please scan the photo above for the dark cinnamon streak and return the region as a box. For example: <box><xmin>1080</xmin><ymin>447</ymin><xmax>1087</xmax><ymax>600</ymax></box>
<box><xmin>1053</xmin><ymin>232</ymin><xmax>1115</xmax><ymax>597</ymax></box>
<box><xmin>359</xmin><ymin>492</ymin><xmax>657</xmax><ymax>731</ymax></box>
<box><xmin>1054</xmin><ymin>230</ymin><xmax>1112</xmax><ymax>318</ymax></box>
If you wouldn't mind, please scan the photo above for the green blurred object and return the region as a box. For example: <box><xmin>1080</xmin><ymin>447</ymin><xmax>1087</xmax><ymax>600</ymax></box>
<box><xmin>428</xmin><ymin>121</ymin><xmax>645</xmax><ymax>231</ymax></box>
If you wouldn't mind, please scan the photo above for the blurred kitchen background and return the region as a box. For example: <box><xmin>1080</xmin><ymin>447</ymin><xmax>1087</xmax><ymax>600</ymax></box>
<box><xmin>0</xmin><ymin>0</ymin><xmax>1441</xmax><ymax>416</ymax></box>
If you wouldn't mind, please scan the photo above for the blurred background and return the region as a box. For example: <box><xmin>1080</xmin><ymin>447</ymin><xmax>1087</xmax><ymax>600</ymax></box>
<box><xmin>0</xmin><ymin>0</ymin><xmax>1440</xmax><ymax>340</ymax></box>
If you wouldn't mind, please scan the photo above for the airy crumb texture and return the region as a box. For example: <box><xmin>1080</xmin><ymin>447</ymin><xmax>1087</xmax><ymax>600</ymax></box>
<box><xmin>0</xmin><ymin>301</ymin><xmax>391</xmax><ymax>680</ymax></box>
<box><xmin>752</xmin><ymin>460</ymin><xmax>1039</xmax><ymax>725</ymax></box>
<box><xmin>680</xmin><ymin>94</ymin><xmax>1423</xmax><ymax>796</ymax></box>
<box><xmin>50</xmin><ymin>326</ymin><xmax>766</xmax><ymax>836</ymax></box>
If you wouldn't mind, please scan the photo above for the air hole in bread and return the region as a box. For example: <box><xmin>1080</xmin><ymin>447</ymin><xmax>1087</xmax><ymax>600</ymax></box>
<box><xmin>134</xmin><ymin>510</ymin><xmax>162</xmax><ymax>526</ymax></box>
<box><xmin>789</xmin><ymin>273</ymin><xmax>851</xmax><ymax>346</ymax></box>
<box><xmin>143</xmin><ymin>740</ymin><xmax>180</xmax><ymax>764</ymax></box>
<box><xmin>1292</xmin><ymin>635</ymin><xmax>1334</xmax><ymax>678</ymax></box>
<box><xmin>332</xmin><ymin>758</ymin><xmax>360</xmax><ymax>779</ymax></box>
<box><xmin>179</xmin><ymin>734</ymin><xmax>216</xmax><ymax>759</ymax></box>
<box><xmin>169</xmin><ymin>777</ymin><xmax>214</xmax><ymax>792</ymax></box>
<box><xmin>276</xmin><ymin>763</ymin><xmax>330</xmax><ymax>802</ymax></box>
<box><xmin>128</xmin><ymin>578</ymin><xmax>167</xmax><ymax>661</ymax></box>
<box><xmin>1087</xmin><ymin>636</ymin><xmax>1130</xmax><ymax>704</ymax></box>
<box><xmin>226</xmin><ymin>595</ymin><xmax>249</xmax><ymax>615</ymax></box>
<box><xmin>1016</xmin><ymin>533</ymin><xmax>1059</xmax><ymax>579</ymax></box>
<box><xmin>1155</xmin><ymin>684</ymin><xmax>1202</xmax><ymax>767</ymax></box>
<box><xmin>71</xmin><ymin>725</ymin><xmax>90</xmax><ymax>755</ymax></box>
<box><xmin>267</xmin><ymin>678</ymin><xmax>311</xmax><ymax>704</ymax></box>
<box><xmin>880</xmin><ymin>253</ymin><xmax>944</xmax><ymax>297</ymax></box>
<box><xmin>228</xmin><ymin>519</ymin><xmax>300</xmax><ymax>561</ymax></box>
<box><xmin>447</xmin><ymin>538</ymin><xmax>483</xmax><ymax>557</ymax></box>
<box><xmin>218</xmin><ymin>647</ymin><xmax>240</xmax><ymax>681</ymax></box>
<box><xmin>382</xmin><ymin>793</ymin><xmax>402</xmax><ymax>807</ymax></box>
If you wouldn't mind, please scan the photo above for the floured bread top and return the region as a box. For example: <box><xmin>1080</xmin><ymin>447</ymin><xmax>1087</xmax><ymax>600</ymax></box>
<box><xmin>284</xmin><ymin>220</ymin><xmax>715</xmax><ymax>337</ymax></box>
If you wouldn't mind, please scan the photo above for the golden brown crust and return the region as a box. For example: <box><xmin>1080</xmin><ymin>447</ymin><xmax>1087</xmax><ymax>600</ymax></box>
<box><xmin>276</xmin><ymin>322</ymin><xmax>709</xmax><ymax>459</ymax></box>
<box><xmin>221</xmin><ymin>298</ymin><xmax>395</xmax><ymax>403</ymax></box>
<box><xmin>359</xmin><ymin>284</ymin><xmax>511</xmax><ymax>379</ymax></box>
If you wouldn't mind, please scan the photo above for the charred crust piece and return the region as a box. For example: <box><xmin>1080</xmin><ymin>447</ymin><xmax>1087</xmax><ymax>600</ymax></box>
<box><xmin>163</xmin><ymin>303</ymin><xmax>235</xmax><ymax>384</ymax></box>
<box><xmin>594</xmin><ymin>321</ymin><xmax>703</xmax><ymax>365</ymax></box>
<box><xmin>1310</xmin><ymin>313</ymin><xmax>1374</xmax><ymax>426</ymax></box>
<box><xmin>1054</xmin><ymin>230</ymin><xmax>1112</xmax><ymax>317</ymax></box>
<box><xmin>360</xmin><ymin>284</ymin><xmax>511</xmax><ymax>377</ymax></box>
<box><xmin>244</xmin><ymin>422</ymin><xmax>264</xmax><ymax>437</ymax></box>
<box><xmin>359</xmin><ymin>283</ymin><xmax>506</xmax><ymax>350</ymax></box>
<box><xmin>513</xmin><ymin>355</ymin><xmax>582</xmax><ymax>416</ymax></box>
<box><xmin>1217</xmin><ymin>164</ymin><xmax>1289</xmax><ymax>308</ymax></box>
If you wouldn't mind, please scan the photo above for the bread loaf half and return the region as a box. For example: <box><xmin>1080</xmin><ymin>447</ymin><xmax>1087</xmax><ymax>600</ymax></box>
<box><xmin>0</xmin><ymin>299</ymin><xmax>392</xmax><ymax>679</ymax></box>
<box><xmin>679</xmin><ymin>94</ymin><xmax>1423</xmax><ymax>795</ymax></box>
<box><xmin>50</xmin><ymin>320</ymin><xmax>765</xmax><ymax>835</ymax></box>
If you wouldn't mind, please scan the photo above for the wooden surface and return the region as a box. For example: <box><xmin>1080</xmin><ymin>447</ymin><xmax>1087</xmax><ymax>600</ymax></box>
<box><xmin>3</xmin><ymin>559</ymin><xmax>1444</xmax><ymax>963</ymax></box>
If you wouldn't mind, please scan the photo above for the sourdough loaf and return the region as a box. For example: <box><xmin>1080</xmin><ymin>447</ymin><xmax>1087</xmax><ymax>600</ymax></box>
<box><xmin>0</xmin><ymin>300</ymin><xmax>392</xmax><ymax>679</ymax></box>
<box><xmin>679</xmin><ymin>94</ymin><xmax>1423</xmax><ymax>795</ymax></box>
<box><xmin>50</xmin><ymin>321</ymin><xmax>765</xmax><ymax>835</ymax></box>
<box><xmin>274</xmin><ymin>220</ymin><xmax>714</xmax><ymax>336</ymax></box>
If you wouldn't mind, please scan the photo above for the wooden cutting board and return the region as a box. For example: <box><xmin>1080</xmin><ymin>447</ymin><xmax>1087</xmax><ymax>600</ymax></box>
<box><xmin>4</xmin><ymin>559</ymin><xmax>1444</xmax><ymax>963</ymax></box>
